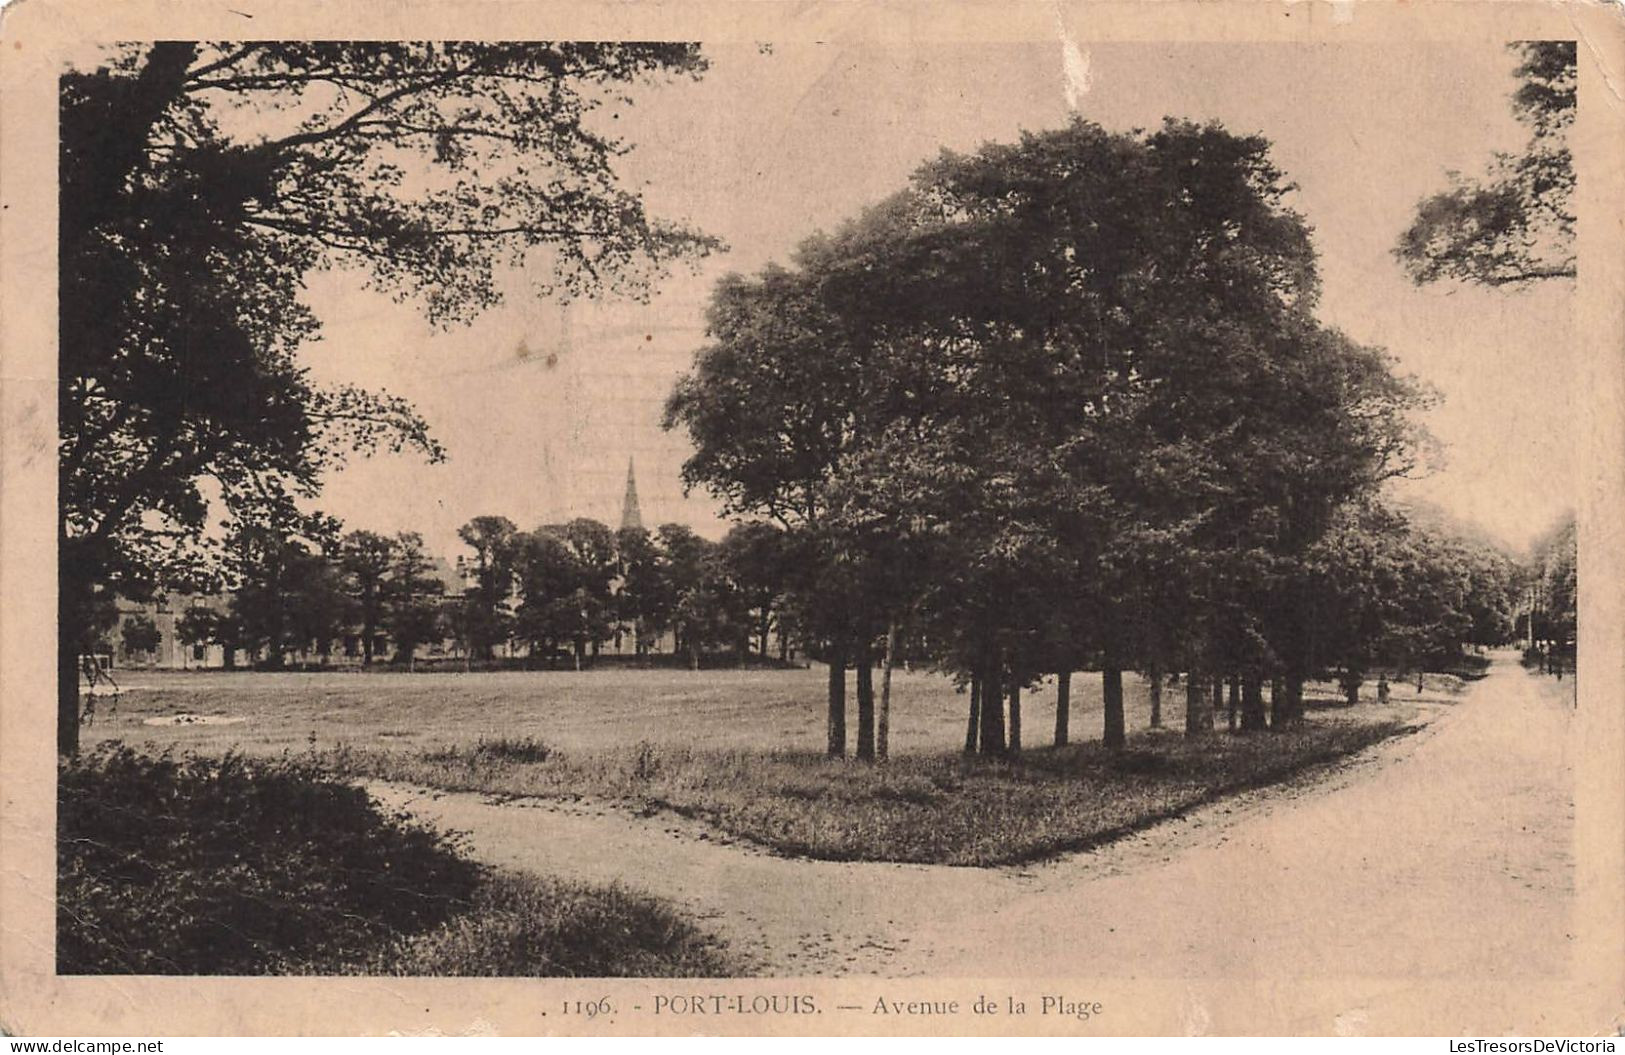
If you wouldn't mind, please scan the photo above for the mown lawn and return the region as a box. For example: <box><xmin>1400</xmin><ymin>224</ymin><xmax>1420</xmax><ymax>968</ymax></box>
<box><xmin>325</xmin><ymin>714</ymin><xmax>1422</xmax><ymax>867</ymax></box>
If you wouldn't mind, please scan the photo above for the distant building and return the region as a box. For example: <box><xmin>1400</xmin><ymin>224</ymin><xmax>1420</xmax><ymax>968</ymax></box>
<box><xmin>110</xmin><ymin>593</ymin><xmax>229</xmax><ymax>670</ymax></box>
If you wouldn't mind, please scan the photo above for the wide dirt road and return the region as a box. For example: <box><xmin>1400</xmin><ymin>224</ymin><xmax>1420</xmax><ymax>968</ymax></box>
<box><xmin>370</xmin><ymin>653</ymin><xmax>1574</xmax><ymax>979</ymax></box>
<box><xmin>928</xmin><ymin>653</ymin><xmax>1575</xmax><ymax>978</ymax></box>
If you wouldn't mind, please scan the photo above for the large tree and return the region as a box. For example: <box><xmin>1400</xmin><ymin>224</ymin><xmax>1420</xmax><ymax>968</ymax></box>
<box><xmin>614</xmin><ymin>525</ymin><xmax>672</xmax><ymax>656</ymax></box>
<box><xmin>510</xmin><ymin>520</ymin><xmax>618</xmax><ymax>668</ymax></box>
<box><xmin>670</xmin><ymin>117</ymin><xmax>1430</xmax><ymax>760</ymax></box>
<box><xmin>1396</xmin><ymin>41</ymin><xmax>1576</xmax><ymax>287</ymax></box>
<box><xmin>224</xmin><ymin>517</ymin><xmax>340</xmax><ymax>669</ymax></box>
<box><xmin>717</xmin><ymin>521</ymin><xmax>792</xmax><ymax>660</ymax></box>
<box><xmin>339</xmin><ymin>530</ymin><xmax>396</xmax><ymax>665</ymax></box>
<box><xmin>58</xmin><ymin>42</ymin><xmax>718</xmax><ymax>752</ymax></box>
<box><xmin>383</xmin><ymin>531</ymin><xmax>446</xmax><ymax>669</ymax></box>
<box><xmin>457</xmin><ymin>515</ymin><xmax>518</xmax><ymax>661</ymax></box>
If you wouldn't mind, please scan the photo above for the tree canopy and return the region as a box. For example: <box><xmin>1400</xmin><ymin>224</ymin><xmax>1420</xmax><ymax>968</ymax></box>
<box><xmin>58</xmin><ymin>42</ymin><xmax>719</xmax><ymax>752</ymax></box>
<box><xmin>668</xmin><ymin>117</ymin><xmax>1436</xmax><ymax>756</ymax></box>
<box><xmin>1396</xmin><ymin>41</ymin><xmax>1576</xmax><ymax>287</ymax></box>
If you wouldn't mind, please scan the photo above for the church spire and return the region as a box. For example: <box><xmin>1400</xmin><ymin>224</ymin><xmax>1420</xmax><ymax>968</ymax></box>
<box><xmin>620</xmin><ymin>457</ymin><xmax>644</xmax><ymax>531</ymax></box>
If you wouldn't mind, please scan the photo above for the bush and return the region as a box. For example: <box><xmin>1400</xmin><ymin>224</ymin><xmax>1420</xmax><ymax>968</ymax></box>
<box><xmin>58</xmin><ymin>743</ymin><xmax>481</xmax><ymax>974</ymax></box>
<box><xmin>425</xmin><ymin>735</ymin><xmax>552</xmax><ymax>766</ymax></box>
<box><xmin>347</xmin><ymin>872</ymin><xmax>732</xmax><ymax>977</ymax></box>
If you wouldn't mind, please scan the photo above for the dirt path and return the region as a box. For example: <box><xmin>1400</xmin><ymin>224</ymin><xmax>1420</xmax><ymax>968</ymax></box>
<box><xmin>927</xmin><ymin>655</ymin><xmax>1575</xmax><ymax>978</ymax></box>
<box><xmin>367</xmin><ymin>654</ymin><xmax>1574</xmax><ymax>978</ymax></box>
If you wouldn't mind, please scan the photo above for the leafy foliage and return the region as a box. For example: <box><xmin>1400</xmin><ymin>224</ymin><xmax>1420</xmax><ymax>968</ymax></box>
<box><xmin>384</xmin><ymin>532</ymin><xmax>447</xmax><ymax>664</ymax></box>
<box><xmin>120</xmin><ymin>615</ymin><xmax>161</xmax><ymax>659</ymax></box>
<box><xmin>1396</xmin><ymin>41</ymin><xmax>1576</xmax><ymax>287</ymax></box>
<box><xmin>1525</xmin><ymin>512</ymin><xmax>1576</xmax><ymax>662</ymax></box>
<box><xmin>456</xmin><ymin>515</ymin><xmax>519</xmax><ymax>659</ymax></box>
<box><xmin>667</xmin><ymin>116</ymin><xmax>1433</xmax><ymax>749</ymax></box>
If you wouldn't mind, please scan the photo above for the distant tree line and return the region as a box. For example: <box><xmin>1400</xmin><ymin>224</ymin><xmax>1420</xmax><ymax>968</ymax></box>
<box><xmin>453</xmin><ymin>515</ymin><xmax>795</xmax><ymax>670</ymax></box>
<box><xmin>152</xmin><ymin>515</ymin><xmax>803</xmax><ymax>673</ymax></box>
<box><xmin>1521</xmin><ymin>513</ymin><xmax>1576</xmax><ymax>675</ymax></box>
<box><xmin>168</xmin><ymin>525</ymin><xmax>446</xmax><ymax>671</ymax></box>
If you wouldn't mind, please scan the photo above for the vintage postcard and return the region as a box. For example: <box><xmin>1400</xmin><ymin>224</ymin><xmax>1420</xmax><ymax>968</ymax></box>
<box><xmin>2</xmin><ymin>0</ymin><xmax>1622</xmax><ymax>1038</ymax></box>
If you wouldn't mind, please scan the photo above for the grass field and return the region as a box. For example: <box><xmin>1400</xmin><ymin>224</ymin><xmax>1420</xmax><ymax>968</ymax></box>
<box><xmin>94</xmin><ymin>663</ymin><xmax>1454</xmax><ymax>867</ymax></box>
<box><xmin>101</xmin><ymin>663</ymin><xmax>1458</xmax><ymax>759</ymax></box>
<box><xmin>332</xmin><ymin>717</ymin><xmax>1420</xmax><ymax>866</ymax></box>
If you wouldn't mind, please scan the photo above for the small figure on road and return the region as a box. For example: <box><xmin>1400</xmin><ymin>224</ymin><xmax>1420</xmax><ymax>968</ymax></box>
<box><xmin>1377</xmin><ymin>674</ymin><xmax>1391</xmax><ymax>705</ymax></box>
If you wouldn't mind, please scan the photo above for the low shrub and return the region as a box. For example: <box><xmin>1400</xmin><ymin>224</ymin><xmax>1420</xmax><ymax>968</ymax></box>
<box><xmin>426</xmin><ymin>735</ymin><xmax>552</xmax><ymax>766</ymax></box>
<box><xmin>59</xmin><ymin>742</ymin><xmax>739</xmax><ymax>976</ymax></box>
<box><xmin>58</xmin><ymin>743</ymin><xmax>484</xmax><ymax>974</ymax></box>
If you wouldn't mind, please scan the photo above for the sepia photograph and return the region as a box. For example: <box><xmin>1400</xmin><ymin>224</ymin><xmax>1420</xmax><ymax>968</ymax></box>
<box><xmin>3</xmin><ymin>0</ymin><xmax>1623</xmax><ymax>1039</ymax></box>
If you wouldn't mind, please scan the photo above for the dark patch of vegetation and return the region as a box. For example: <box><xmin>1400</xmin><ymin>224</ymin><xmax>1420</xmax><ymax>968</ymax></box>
<box><xmin>329</xmin><ymin>716</ymin><xmax>1418</xmax><ymax>867</ymax></box>
<box><xmin>338</xmin><ymin>872</ymin><xmax>733</xmax><ymax>977</ymax></box>
<box><xmin>1432</xmin><ymin>654</ymin><xmax>1493</xmax><ymax>680</ymax></box>
<box><xmin>59</xmin><ymin>744</ymin><xmax>732</xmax><ymax>975</ymax></box>
<box><xmin>425</xmin><ymin>735</ymin><xmax>552</xmax><ymax>766</ymax></box>
<box><xmin>59</xmin><ymin>744</ymin><xmax>480</xmax><ymax>974</ymax></box>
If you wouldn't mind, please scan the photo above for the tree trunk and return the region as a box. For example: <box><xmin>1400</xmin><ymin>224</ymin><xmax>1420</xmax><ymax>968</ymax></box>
<box><xmin>1008</xmin><ymin>681</ymin><xmax>1022</xmax><ymax>754</ymax></box>
<box><xmin>1241</xmin><ymin>674</ymin><xmax>1267</xmax><ymax>731</ymax></box>
<box><xmin>1343</xmin><ymin>672</ymin><xmax>1361</xmax><ymax>706</ymax></box>
<box><xmin>362</xmin><ymin>622</ymin><xmax>374</xmax><ymax>666</ymax></box>
<box><xmin>1227</xmin><ymin>674</ymin><xmax>1240</xmax><ymax>731</ymax></box>
<box><xmin>1185</xmin><ymin>672</ymin><xmax>1210</xmax><ymax>735</ymax></box>
<box><xmin>979</xmin><ymin>654</ymin><xmax>1006</xmax><ymax>755</ymax></box>
<box><xmin>1054</xmin><ymin>669</ymin><xmax>1071</xmax><ymax>747</ymax></box>
<box><xmin>826</xmin><ymin>645</ymin><xmax>847</xmax><ymax>758</ymax></box>
<box><xmin>856</xmin><ymin>643</ymin><xmax>875</xmax><ymax>762</ymax></box>
<box><xmin>759</xmin><ymin>609</ymin><xmax>770</xmax><ymax>659</ymax></box>
<box><xmin>878</xmin><ymin>619</ymin><xmax>896</xmax><ymax>762</ymax></box>
<box><xmin>1261</xmin><ymin>679</ymin><xmax>1287</xmax><ymax>728</ymax></box>
<box><xmin>1102</xmin><ymin>666</ymin><xmax>1125</xmax><ymax>749</ymax></box>
<box><xmin>965</xmin><ymin>675</ymin><xmax>981</xmax><ymax>754</ymax></box>
<box><xmin>58</xmin><ymin>643</ymin><xmax>80</xmax><ymax>757</ymax></box>
<box><xmin>1147</xmin><ymin>661</ymin><xmax>1163</xmax><ymax>729</ymax></box>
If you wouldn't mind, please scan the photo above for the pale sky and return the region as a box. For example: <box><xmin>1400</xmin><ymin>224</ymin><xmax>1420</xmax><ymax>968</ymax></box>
<box><xmin>299</xmin><ymin>40</ymin><xmax>1575</xmax><ymax>561</ymax></box>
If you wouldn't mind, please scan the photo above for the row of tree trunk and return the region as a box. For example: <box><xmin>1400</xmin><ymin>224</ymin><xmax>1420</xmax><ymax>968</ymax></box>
<box><xmin>825</xmin><ymin>618</ymin><xmax>905</xmax><ymax>760</ymax></box>
<box><xmin>825</xmin><ymin>657</ymin><xmax>1313</xmax><ymax>761</ymax></box>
